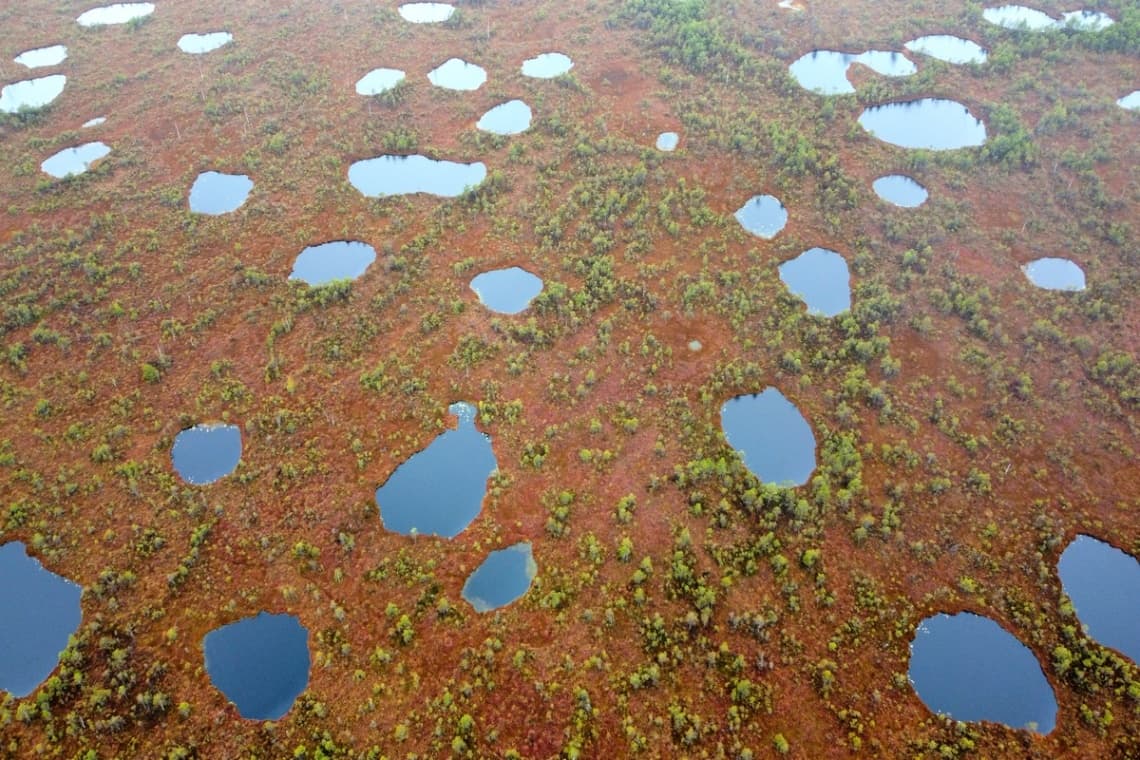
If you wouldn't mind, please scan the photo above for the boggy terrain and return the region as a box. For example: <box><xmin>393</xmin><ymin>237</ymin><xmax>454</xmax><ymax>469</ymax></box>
<box><xmin>0</xmin><ymin>0</ymin><xmax>1138</xmax><ymax>757</ymax></box>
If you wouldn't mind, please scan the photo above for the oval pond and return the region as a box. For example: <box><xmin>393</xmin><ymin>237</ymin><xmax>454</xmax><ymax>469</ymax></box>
<box><xmin>77</xmin><ymin>3</ymin><xmax>155</xmax><ymax>27</ymax></box>
<box><xmin>734</xmin><ymin>194</ymin><xmax>788</xmax><ymax>239</ymax></box>
<box><xmin>171</xmin><ymin>423</ymin><xmax>242</xmax><ymax>485</ymax></box>
<box><xmin>14</xmin><ymin>44</ymin><xmax>68</xmax><ymax>69</ymax></box>
<box><xmin>859</xmin><ymin>98</ymin><xmax>987</xmax><ymax>150</ymax></box>
<box><xmin>178</xmin><ymin>32</ymin><xmax>233</xmax><ymax>54</ymax></box>
<box><xmin>1</xmin><ymin>74</ymin><xmax>66</xmax><ymax>113</ymax></box>
<box><xmin>656</xmin><ymin>131</ymin><xmax>679</xmax><ymax>151</ymax></box>
<box><xmin>470</xmin><ymin>267</ymin><xmax>544</xmax><ymax>314</ymax></box>
<box><xmin>290</xmin><ymin>240</ymin><xmax>376</xmax><ymax>286</ymax></box>
<box><xmin>982</xmin><ymin>5</ymin><xmax>1057</xmax><ymax>31</ymax></box>
<box><xmin>779</xmin><ymin>247</ymin><xmax>851</xmax><ymax>317</ymax></box>
<box><xmin>203</xmin><ymin>612</ymin><xmax>310</xmax><ymax>720</ymax></box>
<box><xmin>463</xmin><ymin>543</ymin><xmax>537</xmax><ymax>612</ymax></box>
<box><xmin>428</xmin><ymin>58</ymin><xmax>486</xmax><ymax>91</ymax></box>
<box><xmin>476</xmin><ymin>99</ymin><xmax>532</xmax><ymax>135</ymax></box>
<box><xmin>398</xmin><ymin>3</ymin><xmax>455</xmax><ymax>23</ymax></box>
<box><xmin>904</xmin><ymin>35</ymin><xmax>987</xmax><ymax>65</ymax></box>
<box><xmin>521</xmin><ymin>52</ymin><xmax>573</xmax><ymax>78</ymax></box>
<box><xmin>873</xmin><ymin>174</ymin><xmax>928</xmax><ymax>207</ymax></box>
<box><xmin>348</xmin><ymin>154</ymin><xmax>486</xmax><ymax>198</ymax></box>
<box><xmin>41</xmin><ymin>142</ymin><xmax>111</xmax><ymax>178</ymax></box>
<box><xmin>720</xmin><ymin>388</ymin><xmax>816</xmax><ymax>486</ymax></box>
<box><xmin>1058</xmin><ymin>535</ymin><xmax>1140</xmax><ymax>664</ymax></box>
<box><xmin>189</xmin><ymin>171</ymin><xmax>253</xmax><ymax>215</ymax></box>
<box><xmin>1022</xmin><ymin>257</ymin><xmax>1085</xmax><ymax>291</ymax></box>
<box><xmin>356</xmin><ymin>68</ymin><xmax>405</xmax><ymax>96</ymax></box>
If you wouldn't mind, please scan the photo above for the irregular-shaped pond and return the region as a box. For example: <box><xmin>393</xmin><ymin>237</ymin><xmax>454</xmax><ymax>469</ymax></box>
<box><xmin>1058</xmin><ymin>535</ymin><xmax>1140</xmax><ymax>663</ymax></box>
<box><xmin>789</xmin><ymin>49</ymin><xmax>915</xmax><ymax>95</ymax></box>
<box><xmin>178</xmin><ymin>32</ymin><xmax>233</xmax><ymax>54</ymax></box>
<box><xmin>41</xmin><ymin>141</ymin><xmax>111</xmax><ymax>178</ymax></box>
<box><xmin>1</xmin><ymin>74</ymin><xmax>66</xmax><ymax>113</ymax></box>
<box><xmin>778</xmin><ymin>247</ymin><xmax>851</xmax><ymax>317</ymax></box>
<box><xmin>77</xmin><ymin>3</ymin><xmax>155</xmax><ymax>27</ymax></box>
<box><xmin>1119</xmin><ymin>91</ymin><xmax>1140</xmax><ymax>111</ymax></box>
<box><xmin>203</xmin><ymin>612</ymin><xmax>310</xmax><ymax>720</ymax></box>
<box><xmin>859</xmin><ymin>98</ymin><xmax>987</xmax><ymax>150</ymax></box>
<box><xmin>375</xmin><ymin>402</ymin><xmax>497</xmax><ymax>538</ymax></box>
<box><xmin>1022</xmin><ymin>257</ymin><xmax>1085</xmax><ymax>291</ymax></box>
<box><xmin>1060</xmin><ymin>10</ymin><xmax>1115</xmax><ymax>30</ymax></box>
<box><xmin>171</xmin><ymin>423</ymin><xmax>242</xmax><ymax>485</ymax></box>
<box><xmin>428</xmin><ymin>58</ymin><xmax>486</xmax><ymax>90</ymax></box>
<box><xmin>909</xmin><ymin>612</ymin><xmax>1057</xmax><ymax>733</ymax></box>
<box><xmin>720</xmin><ymin>388</ymin><xmax>816</xmax><ymax>486</ymax></box>
<box><xmin>982</xmin><ymin>5</ymin><xmax>1057</xmax><ymax>31</ymax></box>
<box><xmin>0</xmin><ymin>542</ymin><xmax>82</xmax><ymax>698</ymax></box>
<box><xmin>82</xmin><ymin>116</ymin><xmax>106</xmax><ymax>128</ymax></box>
<box><xmin>398</xmin><ymin>3</ymin><xmax>455</xmax><ymax>23</ymax></box>
<box><xmin>470</xmin><ymin>266</ymin><xmax>544</xmax><ymax>314</ymax></box>
<box><xmin>854</xmin><ymin>50</ymin><xmax>917</xmax><ymax>77</ymax></box>
<box><xmin>476</xmin><ymin>99</ymin><xmax>532</xmax><ymax>135</ymax></box>
<box><xmin>873</xmin><ymin>174</ymin><xmax>928</xmax><ymax>207</ymax></box>
<box><xmin>289</xmin><ymin>241</ymin><xmax>376</xmax><ymax>286</ymax></box>
<box><xmin>463</xmin><ymin>543</ymin><xmax>537</xmax><ymax>612</ymax></box>
<box><xmin>189</xmin><ymin>171</ymin><xmax>252</xmax><ymax>215</ymax></box>
<box><xmin>348</xmin><ymin>154</ymin><xmax>486</xmax><ymax>198</ymax></box>
<box><xmin>734</xmin><ymin>194</ymin><xmax>787</xmax><ymax>239</ymax></box>
<box><xmin>656</xmin><ymin>131</ymin><xmax>679</xmax><ymax>151</ymax></box>
<box><xmin>356</xmin><ymin>68</ymin><xmax>405</xmax><ymax>96</ymax></box>
<box><xmin>904</xmin><ymin>35</ymin><xmax>988</xmax><ymax>64</ymax></box>
<box><xmin>521</xmin><ymin>52</ymin><xmax>573</xmax><ymax>79</ymax></box>
<box><xmin>14</xmin><ymin>45</ymin><xmax>68</xmax><ymax>69</ymax></box>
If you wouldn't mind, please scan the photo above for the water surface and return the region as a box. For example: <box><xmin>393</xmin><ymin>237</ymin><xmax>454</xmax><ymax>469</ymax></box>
<box><xmin>909</xmin><ymin>612</ymin><xmax>1057</xmax><ymax>732</ymax></box>
<box><xmin>982</xmin><ymin>5</ymin><xmax>1057</xmax><ymax>31</ymax></box>
<box><xmin>521</xmin><ymin>52</ymin><xmax>573</xmax><ymax>79</ymax></box>
<box><xmin>375</xmin><ymin>402</ymin><xmax>497</xmax><ymax>538</ymax></box>
<box><xmin>356</xmin><ymin>68</ymin><xmax>405</xmax><ymax>96</ymax></box>
<box><xmin>1022</xmin><ymin>257</ymin><xmax>1085</xmax><ymax>291</ymax></box>
<box><xmin>398</xmin><ymin>3</ymin><xmax>455</xmax><ymax>23</ymax></box>
<box><xmin>778</xmin><ymin>248</ymin><xmax>851</xmax><ymax>317</ymax></box>
<box><xmin>720</xmin><ymin>388</ymin><xmax>816</xmax><ymax>486</ymax></box>
<box><xmin>1057</xmin><ymin>535</ymin><xmax>1140</xmax><ymax>663</ymax></box>
<box><xmin>41</xmin><ymin>142</ymin><xmax>111</xmax><ymax>178</ymax></box>
<box><xmin>873</xmin><ymin>174</ymin><xmax>928</xmax><ymax>207</ymax></box>
<box><xmin>789</xmin><ymin>49</ymin><xmax>914</xmax><ymax>94</ymax></box>
<box><xmin>476</xmin><ymin>99</ymin><xmax>532</xmax><ymax>135</ymax></box>
<box><xmin>904</xmin><ymin>35</ymin><xmax>987</xmax><ymax>64</ymax></box>
<box><xmin>348</xmin><ymin>154</ymin><xmax>486</xmax><ymax>198</ymax></box>
<box><xmin>734</xmin><ymin>195</ymin><xmax>787</xmax><ymax>239</ymax></box>
<box><xmin>203</xmin><ymin>612</ymin><xmax>310</xmax><ymax>720</ymax></box>
<box><xmin>470</xmin><ymin>267</ymin><xmax>544</xmax><ymax>314</ymax></box>
<box><xmin>1060</xmin><ymin>10</ymin><xmax>1114</xmax><ymax>30</ymax></box>
<box><xmin>656</xmin><ymin>131</ymin><xmax>679</xmax><ymax>151</ymax></box>
<box><xmin>859</xmin><ymin>99</ymin><xmax>987</xmax><ymax>150</ymax></box>
<box><xmin>289</xmin><ymin>241</ymin><xmax>376</xmax><ymax>286</ymax></box>
<box><xmin>178</xmin><ymin>32</ymin><xmax>233</xmax><ymax>54</ymax></box>
<box><xmin>428</xmin><ymin>58</ymin><xmax>486</xmax><ymax>90</ymax></box>
<box><xmin>171</xmin><ymin>423</ymin><xmax>242</xmax><ymax>485</ymax></box>
<box><xmin>853</xmin><ymin>50</ymin><xmax>916</xmax><ymax>77</ymax></box>
<box><xmin>82</xmin><ymin>116</ymin><xmax>107</xmax><ymax>128</ymax></box>
<box><xmin>1</xmin><ymin>74</ymin><xmax>67</xmax><ymax>113</ymax></box>
<box><xmin>0</xmin><ymin>542</ymin><xmax>82</xmax><ymax>698</ymax></box>
<box><xmin>189</xmin><ymin>171</ymin><xmax>252</xmax><ymax>215</ymax></box>
<box><xmin>14</xmin><ymin>45</ymin><xmax>68</xmax><ymax>68</ymax></box>
<box><xmin>462</xmin><ymin>543</ymin><xmax>537</xmax><ymax>612</ymax></box>
<box><xmin>1119</xmin><ymin>91</ymin><xmax>1140</xmax><ymax>111</ymax></box>
<box><xmin>77</xmin><ymin>3</ymin><xmax>155</xmax><ymax>27</ymax></box>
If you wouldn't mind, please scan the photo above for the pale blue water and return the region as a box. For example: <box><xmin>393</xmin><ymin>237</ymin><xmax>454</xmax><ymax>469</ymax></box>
<box><xmin>470</xmin><ymin>267</ymin><xmax>544</xmax><ymax>314</ymax></box>
<box><xmin>1120</xmin><ymin>91</ymin><xmax>1140</xmax><ymax>111</ymax></box>
<box><xmin>778</xmin><ymin>247</ymin><xmax>851</xmax><ymax>317</ymax></box>
<box><xmin>1058</xmin><ymin>535</ymin><xmax>1139</xmax><ymax>664</ymax></box>
<box><xmin>789</xmin><ymin>49</ymin><xmax>914</xmax><ymax>94</ymax></box>
<box><xmin>656</xmin><ymin>132</ymin><xmax>679</xmax><ymax>151</ymax></box>
<box><xmin>1060</xmin><ymin>10</ymin><xmax>1114</xmax><ymax>30</ymax></box>
<box><xmin>734</xmin><ymin>195</ymin><xmax>787</xmax><ymax>239</ymax></box>
<box><xmin>203</xmin><ymin>612</ymin><xmax>310</xmax><ymax>720</ymax></box>
<box><xmin>427</xmin><ymin>58</ymin><xmax>486</xmax><ymax>90</ymax></box>
<box><xmin>348</xmin><ymin>154</ymin><xmax>486</xmax><ymax>198</ymax></box>
<box><xmin>463</xmin><ymin>543</ymin><xmax>537</xmax><ymax>612</ymax></box>
<box><xmin>14</xmin><ymin>45</ymin><xmax>68</xmax><ymax>69</ymax></box>
<box><xmin>289</xmin><ymin>241</ymin><xmax>376</xmax><ymax>285</ymax></box>
<box><xmin>178</xmin><ymin>32</ymin><xmax>233</xmax><ymax>54</ymax></box>
<box><xmin>398</xmin><ymin>3</ymin><xmax>455</xmax><ymax>23</ymax></box>
<box><xmin>858</xmin><ymin>99</ymin><xmax>987</xmax><ymax>150</ymax></box>
<box><xmin>356</xmin><ymin>68</ymin><xmax>405</xmax><ymax>96</ymax></box>
<box><xmin>873</xmin><ymin>175</ymin><xmax>928</xmax><ymax>207</ymax></box>
<box><xmin>477</xmin><ymin>100</ymin><xmax>532</xmax><ymax>135</ymax></box>
<box><xmin>982</xmin><ymin>5</ymin><xmax>1057</xmax><ymax>31</ymax></box>
<box><xmin>904</xmin><ymin>35</ymin><xmax>988</xmax><ymax>64</ymax></box>
<box><xmin>172</xmin><ymin>423</ymin><xmax>242</xmax><ymax>485</ymax></box>
<box><xmin>1022</xmin><ymin>258</ymin><xmax>1085</xmax><ymax>291</ymax></box>
<box><xmin>521</xmin><ymin>53</ymin><xmax>573</xmax><ymax>78</ymax></box>
<box><xmin>41</xmin><ymin>142</ymin><xmax>111</xmax><ymax>178</ymax></box>
<box><xmin>720</xmin><ymin>388</ymin><xmax>816</xmax><ymax>486</ymax></box>
<box><xmin>1</xmin><ymin>74</ymin><xmax>66</xmax><ymax>113</ymax></box>
<box><xmin>189</xmin><ymin>171</ymin><xmax>253</xmax><ymax>215</ymax></box>
<box><xmin>77</xmin><ymin>3</ymin><xmax>155</xmax><ymax>27</ymax></box>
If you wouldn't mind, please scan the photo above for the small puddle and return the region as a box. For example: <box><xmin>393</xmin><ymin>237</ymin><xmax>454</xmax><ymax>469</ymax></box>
<box><xmin>470</xmin><ymin>267</ymin><xmax>544</xmax><ymax>314</ymax></box>
<box><xmin>82</xmin><ymin>116</ymin><xmax>107</xmax><ymax>128</ymax></box>
<box><xmin>904</xmin><ymin>35</ymin><xmax>988</xmax><ymax>64</ymax></box>
<box><xmin>873</xmin><ymin>174</ymin><xmax>928</xmax><ymax>207</ymax></box>
<box><xmin>398</xmin><ymin>3</ymin><xmax>455</xmax><ymax>23</ymax></box>
<box><xmin>171</xmin><ymin>423</ymin><xmax>242</xmax><ymax>485</ymax></box>
<box><xmin>14</xmin><ymin>44</ymin><xmax>68</xmax><ymax>69</ymax></box>
<box><xmin>1022</xmin><ymin>257</ymin><xmax>1085</xmax><ymax>291</ymax></box>
<box><xmin>356</xmin><ymin>68</ymin><xmax>405</xmax><ymax>96</ymax></box>
<box><xmin>734</xmin><ymin>194</ymin><xmax>788</xmax><ymax>239</ymax></box>
<box><xmin>203</xmin><ymin>612</ymin><xmax>310</xmax><ymax>720</ymax></box>
<box><xmin>348</xmin><ymin>154</ymin><xmax>486</xmax><ymax>198</ymax></box>
<box><xmin>476</xmin><ymin>99</ymin><xmax>532</xmax><ymax>135</ymax></box>
<box><xmin>0</xmin><ymin>542</ymin><xmax>82</xmax><ymax>698</ymax></box>
<box><xmin>178</xmin><ymin>32</ymin><xmax>233</xmax><ymax>54</ymax></box>
<box><xmin>41</xmin><ymin>142</ymin><xmax>111</xmax><ymax>178</ymax></box>
<box><xmin>1</xmin><ymin>74</ymin><xmax>67</xmax><ymax>113</ymax></box>
<box><xmin>289</xmin><ymin>241</ymin><xmax>376</xmax><ymax>286</ymax></box>
<box><xmin>789</xmin><ymin>49</ymin><xmax>914</xmax><ymax>95</ymax></box>
<box><xmin>1119</xmin><ymin>91</ymin><xmax>1140</xmax><ymax>111</ymax></box>
<box><xmin>859</xmin><ymin>98</ymin><xmax>987</xmax><ymax>150</ymax></box>
<box><xmin>982</xmin><ymin>5</ymin><xmax>1058</xmax><ymax>30</ymax></box>
<box><xmin>375</xmin><ymin>402</ymin><xmax>498</xmax><ymax>538</ymax></box>
<box><xmin>428</xmin><ymin>58</ymin><xmax>486</xmax><ymax>90</ymax></box>
<box><xmin>77</xmin><ymin>3</ymin><xmax>155</xmax><ymax>27</ymax></box>
<box><xmin>720</xmin><ymin>388</ymin><xmax>816</xmax><ymax>486</ymax></box>
<box><xmin>1058</xmin><ymin>535</ymin><xmax>1139</xmax><ymax>664</ymax></box>
<box><xmin>778</xmin><ymin>247</ymin><xmax>851</xmax><ymax>317</ymax></box>
<box><xmin>462</xmin><ymin>543</ymin><xmax>537</xmax><ymax>612</ymax></box>
<box><xmin>656</xmin><ymin>131</ymin><xmax>679</xmax><ymax>151</ymax></box>
<box><xmin>909</xmin><ymin>612</ymin><xmax>1058</xmax><ymax>733</ymax></box>
<box><xmin>189</xmin><ymin>171</ymin><xmax>253</xmax><ymax>215</ymax></box>
<box><xmin>521</xmin><ymin>52</ymin><xmax>573</xmax><ymax>79</ymax></box>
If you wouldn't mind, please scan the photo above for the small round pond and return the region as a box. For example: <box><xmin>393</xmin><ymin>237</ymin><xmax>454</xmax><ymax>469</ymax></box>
<box><xmin>476</xmin><ymin>99</ymin><xmax>532</xmax><ymax>135</ymax></box>
<box><xmin>982</xmin><ymin>5</ymin><xmax>1057</xmax><ymax>31</ymax></box>
<box><xmin>734</xmin><ymin>194</ymin><xmax>787</xmax><ymax>239</ymax></box>
<box><xmin>470</xmin><ymin>267</ymin><xmax>544</xmax><ymax>314</ymax></box>
<box><xmin>0</xmin><ymin>541</ymin><xmax>82</xmax><ymax>698</ymax></box>
<box><xmin>778</xmin><ymin>247</ymin><xmax>851</xmax><ymax>317</ymax></box>
<box><xmin>178</xmin><ymin>32</ymin><xmax>233</xmax><ymax>54</ymax></box>
<box><xmin>171</xmin><ymin>423</ymin><xmax>242</xmax><ymax>485</ymax></box>
<box><xmin>1119</xmin><ymin>91</ymin><xmax>1140</xmax><ymax>111</ymax></box>
<box><xmin>356</xmin><ymin>68</ymin><xmax>405</xmax><ymax>96</ymax></box>
<box><xmin>1022</xmin><ymin>257</ymin><xmax>1085</xmax><ymax>291</ymax></box>
<box><xmin>1</xmin><ymin>74</ymin><xmax>67</xmax><ymax>113</ymax></box>
<box><xmin>656</xmin><ymin>131</ymin><xmax>679</xmax><ymax>151</ymax></box>
<box><xmin>189</xmin><ymin>171</ymin><xmax>253</xmax><ymax>215</ymax></box>
<box><xmin>521</xmin><ymin>52</ymin><xmax>573</xmax><ymax>79</ymax></box>
<box><xmin>720</xmin><ymin>388</ymin><xmax>816</xmax><ymax>486</ymax></box>
<box><xmin>463</xmin><ymin>543</ymin><xmax>537</xmax><ymax>612</ymax></box>
<box><xmin>375</xmin><ymin>401</ymin><xmax>497</xmax><ymax>538</ymax></box>
<box><xmin>41</xmin><ymin>142</ymin><xmax>111</xmax><ymax>178</ymax></box>
<box><xmin>1058</xmin><ymin>535</ymin><xmax>1140</xmax><ymax>664</ymax></box>
<box><xmin>77</xmin><ymin>3</ymin><xmax>155</xmax><ymax>27</ymax></box>
<box><xmin>348</xmin><ymin>154</ymin><xmax>486</xmax><ymax>198</ymax></box>
<box><xmin>909</xmin><ymin>612</ymin><xmax>1057</xmax><ymax>733</ymax></box>
<box><xmin>904</xmin><ymin>35</ymin><xmax>987</xmax><ymax>64</ymax></box>
<box><xmin>14</xmin><ymin>44</ymin><xmax>68</xmax><ymax>69</ymax></box>
<box><xmin>203</xmin><ymin>612</ymin><xmax>310</xmax><ymax>721</ymax></box>
<box><xmin>428</xmin><ymin>58</ymin><xmax>486</xmax><ymax>91</ymax></box>
<box><xmin>398</xmin><ymin>3</ymin><xmax>455</xmax><ymax>23</ymax></box>
<box><xmin>290</xmin><ymin>241</ymin><xmax>376</xmax><ymax>286</ymax></box>
<box><xmin>859</xmin><ymin>98</ymin><xmax>987</xmax><ymax>150</ymax></box>
<box><xmin>873</xmin><ymin>174</ymin><xmax>928</xmax><ymax>207</ymax></box>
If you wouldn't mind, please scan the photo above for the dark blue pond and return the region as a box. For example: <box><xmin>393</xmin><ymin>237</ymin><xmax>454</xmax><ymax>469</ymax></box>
<box><xmin>734</xmin><ymin>194</ymin><xmax>787</xmax><ymax>239</ymax></box>
<box><xmin>720</xmin><ymin>388</ymin><xmax>816</xmax><ymax>486</ymax></box>
<box><xmin>202</xmin><ymin>612</ymin><xmax>310</xmax><ymax>720</ymax></box>
<box><xmin>909</xmin><ymin>612</ymin><xmax>1057</xmax><ymax>733</ymax></box>
<box><xmin>0</xmin><ymin>541</ymin><xmax>82</xmax><ymax>698</ymax></box>
<box><xmin>348</xmin><ymin>154</ymin><xmax>486</xmax><ymax>198</ymax></box>
<box><xmin>462</xmin><ymin>542</ymin><xmax>537</xmax><ymax>612</ymax></box>
<box><xmin>859</xmin><ymin>99</ymin><xmax>987</xmax><ymax>150</ymax></box>
<box><xmin>171</xmin><ymin>423</ymin><xmax>242</xmax><ymax>485</ymax></box>
<box><xmin>1058</xmin><ymin>535</ymin><xmax>1140</xmax><ymax>664</ymax></box>
<box><xmin>469</xmin><ymin>267</ymin><xmax>544</xmax><ymax>314</ymax></box>
<box><xmin>778</xmin><ymin>247</ymin><xmax>851</xmax><ymax>317</ymax></box>
<box><xmin>376</xmin><ymin>402</ymin><xmax>497</xmax><ymax>538</ymax></box>
<box><xmin>189</xmin><ymin>171</ymin><xmax>253</xmax><ymax>215</ymax></box>
<box><xmin>873</xmin><ymin>174</ymin><xmax>928</xmax><ymax>207</ymax></box>
<box><xmin>289</xmin><ymin>240</ymin><xmax>376</xmax><ymax>286</ymax></box>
